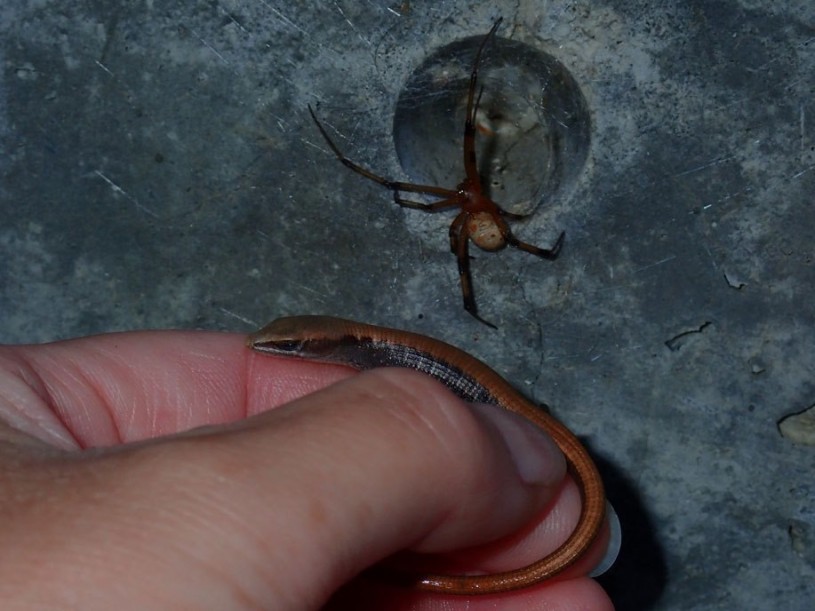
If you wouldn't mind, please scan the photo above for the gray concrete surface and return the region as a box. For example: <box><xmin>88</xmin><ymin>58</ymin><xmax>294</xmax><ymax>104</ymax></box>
<box><xmin>2</xmin><ymin>1</ymin><xmax>814</xmax><ymax>609</ymax></box>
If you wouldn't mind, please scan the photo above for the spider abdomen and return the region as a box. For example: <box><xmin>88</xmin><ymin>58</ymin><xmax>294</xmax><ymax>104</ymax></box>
<box><xmin>468</xmin><ymin>211</ymin><xmax>507</xmax><ymax>251</ymax></box>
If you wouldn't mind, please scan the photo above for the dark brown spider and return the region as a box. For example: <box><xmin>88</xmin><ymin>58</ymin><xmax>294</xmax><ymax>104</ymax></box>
<box><xmin>308</xmin><ymin>18</ymin><xmax>564</xmax><ymax>328</ymax></box>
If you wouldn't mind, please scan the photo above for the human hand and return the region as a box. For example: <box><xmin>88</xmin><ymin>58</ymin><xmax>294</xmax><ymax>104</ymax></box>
<box><xmin>0</xmin><ymin>330</ymin><xmax>614</xmax><ymax>610</ymax></box>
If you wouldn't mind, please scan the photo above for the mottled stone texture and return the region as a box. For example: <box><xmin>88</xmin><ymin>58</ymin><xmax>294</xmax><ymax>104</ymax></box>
<box><xmin>1</xmin><ymin>2</ymin><xmax>813</xmax><ymax>609</ymax></box>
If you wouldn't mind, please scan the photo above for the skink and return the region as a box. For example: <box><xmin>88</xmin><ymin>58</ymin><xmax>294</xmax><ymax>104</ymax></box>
<box><xmin>247</xmin><ymin>315</ymin><xmax>606</xmax><ymax>595</ymax></box>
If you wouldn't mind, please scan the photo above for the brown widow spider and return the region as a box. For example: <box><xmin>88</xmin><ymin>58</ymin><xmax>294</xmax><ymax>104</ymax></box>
<box><xmin>308</xmin><ymin>18</ymin><xmax>564</xmax><ymax>328</ymax></box>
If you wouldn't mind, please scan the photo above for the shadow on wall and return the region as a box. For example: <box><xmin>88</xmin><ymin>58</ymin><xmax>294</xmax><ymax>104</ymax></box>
<box><xmin>595</xmin><ymin>452</ymin><xmax>667</xmax><ymax>610</ymax></box>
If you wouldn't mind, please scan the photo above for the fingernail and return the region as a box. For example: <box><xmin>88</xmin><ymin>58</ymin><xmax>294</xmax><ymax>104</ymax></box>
<box><xmin>590</xmin><ymin>501</ymin><xmax>622</xmax><ymax>577</ymax></box>
<box><xmin>469</xmin><ymin>403</ymin><xmax>566</xmax><ymax>486</ymax></box>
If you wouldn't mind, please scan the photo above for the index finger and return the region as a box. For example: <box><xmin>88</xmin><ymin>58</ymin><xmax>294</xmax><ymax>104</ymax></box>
<box><xmin>0</xmin><ymin>330</ymin><xmax>353</xmax><ymax>448</ymax></box>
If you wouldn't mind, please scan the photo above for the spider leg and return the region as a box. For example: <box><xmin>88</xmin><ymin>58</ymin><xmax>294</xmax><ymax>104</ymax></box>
<box><xmin>308</xmin><ymin>105</ymin><xmax>456</xmax><ymax>199</ymax></box>
<box><xmin>506</xmin><ymin>230</ymin><xmax>565</xmax><ymax>260</ymax></box>
<box><xmin>461</xmin><ymin>18</ymin><xmax>502</xmax><ymax>185</ymax></box>
<box><xmin>451</xmin><ymin>212</ymin><xmax>497</xmax><ymax>329</ymax></box>
<box><xmin>500</xmin><ymin>209</ymin><xmax>530</xmax><ymax>221</ymax></box>
<box><xmin>395</xmin><ymin>194</ymin><xmax>462</xmax><ymax>212</ymax></box>
<box><xmin>448</xmin><ymin>210</ymin><xmax>467</xmax><ymax>253</ymax></box>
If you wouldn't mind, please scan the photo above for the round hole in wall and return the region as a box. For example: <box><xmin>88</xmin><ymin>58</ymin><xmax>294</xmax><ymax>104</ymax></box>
<box><xmin>392</xmin><ymin>31</ymin><xmax>590</xmax><ymax>215</ymax></box>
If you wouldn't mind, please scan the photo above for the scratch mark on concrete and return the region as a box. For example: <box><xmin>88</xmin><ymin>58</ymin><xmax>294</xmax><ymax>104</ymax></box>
<box><xmin>290</xmin><ymin>281</ymin><xmax>328</xmax><ymax>300</ymax></box>
<box><xmin>93</xmin><ymin>170</ymin><xmax>158</xmax><ymax>218</ymax></box>
<box><xmin>791</xmin><ymin>165</ymin><xmax>814</xmax><ymax>180</ymax></box>
<box><xmin>218</xmin><ymin>307</ymin><xmax>256</xmax><ymax>326</ymax></box>
<box><xmin>219</xmin><ymin>8</ymin><xmax>249</xmax><ymax>34</ymax></box>
<box><xmin>635</xmin><ymin>255</ymin><xmax>677</xmax><ymax>274</ymax></box>
<box><xmin>188</xmin><ymin>27</ymin><xmax>229</xmax><ymax>65</ymax></box>
<box><xmin>332</xmin><ymin>2</ymin><xmax>373</xmax><ymax>47</ymax></box>
<box><xmin>95</xmin><ymin>60</ymin><xmax>114</xmax><ymax>77</ymax></box>
<box><xmin>674</xmin><ymin>155</ymin><xmax>735</xmax><ymax>177</ymax></box>
<box><xmin>258</xmin><ymin>1</ymin><xmax>310</xmax><ymax>39</ymax></box>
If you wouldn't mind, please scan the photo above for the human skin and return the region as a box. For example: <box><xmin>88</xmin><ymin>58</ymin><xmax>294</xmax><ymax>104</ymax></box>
<box><xmin>0</xmin><ymin>330</ymin><xmax>614</xmax><ymax>610</ymax></box>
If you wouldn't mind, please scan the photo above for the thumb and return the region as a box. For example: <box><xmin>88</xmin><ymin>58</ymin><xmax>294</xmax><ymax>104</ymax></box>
<box><xmin>238</xmin><ymin>366</ymin><xmax>567</xmax><ymax>606</ymax></box>
<box><xmin>1</xmin><ymin>358</ymin><xmax>566</xmax><ymax>610</ymax></box>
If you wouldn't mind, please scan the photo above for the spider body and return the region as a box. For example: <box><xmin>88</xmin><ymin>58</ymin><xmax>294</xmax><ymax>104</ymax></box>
<box><xmin>309</xmin><ymin>18</ymin><xmax>564</xmax><ymax>328</ymax></box>
<box><xmin>465</xmin><ymin>209</ymin><xmax>505</xmax><ymax>251</ymax></box>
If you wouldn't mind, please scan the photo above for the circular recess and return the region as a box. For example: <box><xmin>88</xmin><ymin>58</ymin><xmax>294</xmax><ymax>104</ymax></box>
<box><xmin>392</xmin><ymin>32</ymin><xmax>590</xmax><ymax>215</ymax></box>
